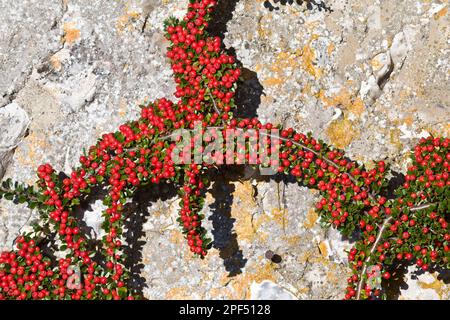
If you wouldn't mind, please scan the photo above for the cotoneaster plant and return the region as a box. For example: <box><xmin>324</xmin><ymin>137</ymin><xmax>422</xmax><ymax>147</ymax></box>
<box><xmin>0</xmin><ymin>0</ymin><xmax>449</xmax><ymax>300</ymax></box>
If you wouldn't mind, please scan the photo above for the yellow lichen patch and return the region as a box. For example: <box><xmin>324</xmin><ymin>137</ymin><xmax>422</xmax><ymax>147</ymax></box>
<box><xmin>389</xmin><ymin>128</ymin><xmax>403</xmax><ymax>151</ymax></box>
<box><xmin>318</xmin><ymin>241</ymin><xmax>328</xmax><ymax>258</ymax></box>
<box><xmin>298</xmin><ymin>250</ymin><xmax>312</xmax><ymax>264</ymax></box>
<box><xmin>369</xmin><ymin>57</ymin><xmax>383</xmax><ymax>70</ymax></box>
<box><xmin>300</xmin><ymin>38</ymin><xmax>322</xmax><ymax>78</ymax></box>
<box><xmin>402</xmin><ymin>114</ymin><xmax>415</xmax><ymax>126</ymax></box>
<box><xmin>444</xmin><ymin>123</ymin><xmax>450</xmax><ymax>137</ymax></box>
<box><xmin>321</xmin><ymin>88</ymin><xmax>351</xmax><ymax>108</ymax></box>
<box><xmin>15</xmin><ymin>131</ymin><xmax>50</xmax><ymax>168</ymax></box>
<box><xmin>62</xmin><ymin>22</ymin><xmax>81</xmax><ymax>44</ymax></box>
<box><xmin>298</xmin><ymin>287</ymin><xmax>310</xmax><ymax>294</ymax></box>
<box><xmin>50</xmin><ymin>55</ymin><xmax>62</xmax><ymax>71</ymax></box>
<box><xmin>116</xmin><ymin>10</ymin><xmax>141</xmax><ymax>33</ymax></box>
<box><xmin>249</xmin><ymin>262</ymin><xmax>277</xmax><ymax>284</ymax></box>
<box><xmin>283</xmin><ymin>235</ymin><xmax>301</xmax><ymax>246</ymax></box>
<box><xmin>118</xmin><ymin>98</ymin><xmax>128</xmax><ymax>117</ymax></box>
<box><xmin>397</xmin><ymin>88</ymin><xmax>414</xmax><ymax>101</ymax></box>
<box><xmin>303</xmin><ymin>209</ymin><xmax>318</xmax><ymax>229</ymax></box>
<box><xmin>209</xmin><ymin>259</ymin><xmax>278</xmax><ymax>300</ymax></box>
<box><xmin>230</xmin><ymin>181</ymin><xmax>260</xmax><ymax>242</ymax></box>
<box><xmin>208</xmin><ymin>287</ymin><xmax>224</xmax><ymax>299</ymax></box>
<box><xmin>320</xmin><ymin>88</ymin><xmax>365</xmax><ymax>116</ymax></box>
<box><xmin>326</xmin><ymin>273</ymin><xmax>338</xmax><ymax>285</ymax></box>
<box><xmin>270</xmin><ymin>51</ymin><xmax>300</xmax><ymax>73</ymax></box>
<box><xmin>271</xmin><ymin>208</ymin><xmax>287</xmax><ymax>227</ymax></box>
<box><xmin>257</xmin><ymin>16</ymin><xmax>273</xmax><ymax>40</ymax></box>
<box><xmin>327</xmin><ymin>43</ymin><xmax>335</xmax><ymax>56</ymax></box>
<box><xmin>262</xmin><ymin>77</ymin><xmax>285</xmax><ymax>87</ymax></box>
<box><xmin>233</xmin><ymin>210</ymin><xmax>256</xmax><ymax>241</ymax></box>
<box><xmin>418</xmin><ymin>275</ymin><xmax>448</xmax><ymax>299</ymax></box>
<box><xmin>298</xmin><ymin>245</ymin><xmax>331</xmax><ymax>266</ymax></box>
<box><xmin>326</xmin><ymin>118</ymin><xmax>358</xmax><ymax>149</ymax></box>
<box><xmin>261</xmin><ymin>94</ymin><xmax>274</xmax><ymax>105</ymax></box>
<box><xmin>169</xmin><ymin>229</ymin><xmax>184</xmax><ymax>245</ymax></box>
<box><xmin>326</xmin><ymin>265</ymin><xmax>340</xmax><ymax>285</ymax></box>
<box><xmin>165</xmin><ymin>286</ymin><xmax>192</xmax><ymax>299</ymax></box>
<box><xmin>262</xmin><ymin>51</ymin><xmax>302</xmax><ymax>87</ymax></box>
<box><xmin>434</xmin><ymin>6</ymin><xmax>448</xmax><ymax>19</ymax></box>
<box><xmin>348</xmin><ymin>97</ymin><xmax>365</xmax><ymax>116</ymax></box>
<box><xmin>227</xmin><ymin>260</ymin><xmax>277</xmax><ymax>299</ymax></box>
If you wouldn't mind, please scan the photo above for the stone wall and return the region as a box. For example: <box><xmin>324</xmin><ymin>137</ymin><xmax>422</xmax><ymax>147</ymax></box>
<box><xmin>0</xmin><ymin>0</ymin><xmax>449</xmax><ymax>299</ymax></box>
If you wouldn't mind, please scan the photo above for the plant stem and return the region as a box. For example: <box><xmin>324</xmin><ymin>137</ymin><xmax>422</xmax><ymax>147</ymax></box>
<box><xmin>410</xmin><ymin>202</ymin><xmax>436</xmax><ymax>212</ymax></box>
<box><xmin>0</xmin><ymin>186</ymin><xmax>39</xmax><ymax>203</ymax></box>
<box><xmin>355</xmin><ymin>201</ymin><xmax>437</xmax><ymax>300</ymax></box>
<box><xmin>356</xmin><ymin>216</ymin><xmax>393</xmax><ymax>300</ymax></box>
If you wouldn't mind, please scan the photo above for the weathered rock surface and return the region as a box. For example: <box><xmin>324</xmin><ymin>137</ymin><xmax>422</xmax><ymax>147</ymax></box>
<box><xmin>0</xmin><ymin>103</ymin><xmax>30</xmax><ymax>179</ymax></box>
<box><xmin>0</xmin><ymin>0</ymin><xmax>449</xmax><ymax>299</ymax></box>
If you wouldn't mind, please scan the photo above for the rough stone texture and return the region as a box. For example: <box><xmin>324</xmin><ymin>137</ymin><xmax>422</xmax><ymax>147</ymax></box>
<box><xmin>0</xmin><ymin>0</ymin><xmax>449</xmax><ymax>299</ymax></box>
<box><xmin>0</xmin><ymin>103</ymin><xmax>30</xmax><ymax>178</ymax></box>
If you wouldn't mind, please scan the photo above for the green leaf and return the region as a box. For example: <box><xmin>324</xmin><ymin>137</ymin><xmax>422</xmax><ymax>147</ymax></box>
<box><xmin>118</xmin><ymin>287</ymin><xmax>127</xmax><ymax>298</ymax></box>
<box><xmin>4</xmin><ymin>193</ymin><xmax>13</xmax><ymax>201</ymax></box>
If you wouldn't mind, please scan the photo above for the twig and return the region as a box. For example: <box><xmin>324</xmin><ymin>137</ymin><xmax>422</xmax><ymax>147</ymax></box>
<box><xmin>410</xmin><ymin>202</ymin><xmax>437</xmax><ymax>212</ymax></box>
<box><xmin>0</xmin><ymin>186</ymin><xmax>39</xmax><ymax>203</ymax></box>
<box><xmin>356</xmin><ymin>216</ymin><xmax>393</xmax><ymax>300</ymax></box>
<box><xmin>355</xmin><ymin>200</ymin><xmax>436</xmax><ymax>300</ymax></box>
<box><xmin>207</xmin><ymin>91</ymin><xmax>221</xmax><ymax>114</ymax></box>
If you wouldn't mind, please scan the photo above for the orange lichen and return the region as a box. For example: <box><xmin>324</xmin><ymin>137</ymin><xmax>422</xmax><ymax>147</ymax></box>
<box><xmin>262</xmin><ymin>77</ymin><xmax>285</xmax><ymax>87</ymax></box>
<box><xmin>169</xmin><ymin>229</ymin><xmax>184</xmax><ymax>245</ymax></box>
<box><xmin>49</xmin><ymin>55</ymin><xmax>62</xmax><ymax>71</ymax></box>
<box><xmin>389</xmin><ymin>128</ymin><xmax>403</xmax><ymax>151</ymax></box>
<box><xmin>62</xmin><ymin>22</ymin><xmax>81</xmax><ymax>44</ymax></box>
<box><xmin>228</xmin><ymin>261</ymin><xmax>276</xmax><ymax>299</ymax></box>
<box><xmin>402</xmin><ymin>114</ymin><xmax>415</xmax><ymax>126</ymax></box>
<box><xmin>15</xmin><ymin>132</ymin><xmax>49</xmax><ymax>168</ymax></box>
<box><xmin>303</xmin><ymin>209</ymin><xmax>319</xmax><ymax>229</ymax></box>
<box><xmin>318</xmin><ymin>241</ymin><xmax>329</xmax><ymax>258</ymax></box>
<box><xmin>165</xmin><ymin>286</ymin><xmax>191</xmax><ymax>299</ymax></box>
<box><xmin>271</xmin><ymin>208</ymin><xmax>287</xmax><ymax>227</ymax></box>
<box><xmin>327</xmin><ymin>43</ymin><xmax>335</xmax><ymax>56</ymax></box>
<box><xmin>300</xmin><ymin>36</ymin><xmax>322</xmax><ymax>78</ymax></box>
<box><xmin>418</xmin><ymin>275</ymin><xmax>449</xmax><ymax>299</ymax></box>
<box><xmin>434</xmin><ymin>6</ymin><xmax>448</xmax><ymax>20</ymax></box>
<box><xmin>116</xmin><ymin>10</ymin><xmax>141</xmax><ymax>33</ymax></box>
<box><xmin>270</xmin><ymin>51</ymin><xmax>300</xmax><ymax>73</ymax></box>
<box><xmin>326</xmin><ymin>118</ymin><xmax>358</xmax><ymax>149</ymax></box>
<box><xmin>118</xmin><ymin>98</ymin><xmax>128</xmax><ymax>117</ymax></box>
<box><xmin>321</xmin><ymin>88</ymin><xmax>365</xmax><ymax>116</ymax></box>
<box><xmin>231</xmin><ymin>181</ymin><xmax>270</xmax><ymax>243</ymax></box>
<box><xmin>262</xmin><ymin>51</ymin><xmax>301</xmax><ymax>87</ymax></box>
<box><xmin>326</xmin><ymin>268</ymin><xmax>339</xmax><ymax>284</ymax></box>
<box><xmin>284</xmin><ymin>235</ymin><xmax>301</xmax><ymax>245</ymax></box>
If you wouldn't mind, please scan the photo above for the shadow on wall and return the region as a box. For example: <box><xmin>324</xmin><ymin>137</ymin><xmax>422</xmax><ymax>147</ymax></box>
<box><xmin>122</xmin><ymin>182</ymin><xmax>179</xmax><ymax>295</ymax></box>
<box><xmin>208</xmin><ymin>0</ymin><xmax>264</xmax><ymax>119</ymax></box>
<box><xmin>209</xmin><ymin>167</ymin><xmax>248</xmax><ymax>277</ymax></box>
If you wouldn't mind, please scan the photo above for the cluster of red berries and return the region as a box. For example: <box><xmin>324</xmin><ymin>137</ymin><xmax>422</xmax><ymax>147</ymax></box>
<box><xmin>0</xmin><ymin>0</ymin><xmax>448</xmax><ymax>300</ymax></box>
<box><xmin>343</xmin><ymin>136</ymin><xmax>449</xmax><ymax>299</ymax></box>
<box><xmin>0</xmin><ymin>237</ymin><xmax>52</xmax><ymax>300</ymax></box>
